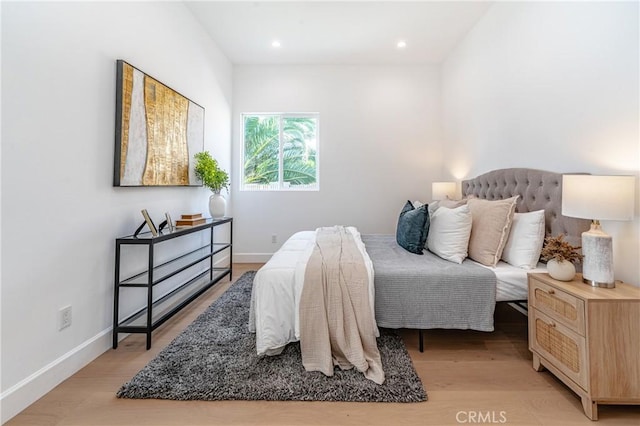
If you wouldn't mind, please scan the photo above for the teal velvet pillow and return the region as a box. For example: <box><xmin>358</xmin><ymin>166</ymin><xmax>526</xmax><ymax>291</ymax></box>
<box><xmin>396</xmin><ymin>200</ymin><xmax>430</xmax><ymax>255</ymax></box>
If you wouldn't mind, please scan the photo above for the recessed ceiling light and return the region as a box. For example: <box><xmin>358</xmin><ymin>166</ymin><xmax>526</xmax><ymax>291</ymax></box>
<box><xmin>397</xmin><ymin>40</ymin><xmax>407</xmax><ymax>49</ymax></box>
<box><xmin>272</xmin><ymin>40</ymin><xmax>281</xmax><ymax>48</ymax></box>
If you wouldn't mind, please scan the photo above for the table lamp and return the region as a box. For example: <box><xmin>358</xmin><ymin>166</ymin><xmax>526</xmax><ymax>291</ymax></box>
<box><xmin>561</xmin><ymin>175</ymin><xmax>635</xmax><ymax>288</ymax></box>
<box><xmin>432</xmin><ymin>182</ymin><xmax>457</xmax><ymax>201</ymax></box>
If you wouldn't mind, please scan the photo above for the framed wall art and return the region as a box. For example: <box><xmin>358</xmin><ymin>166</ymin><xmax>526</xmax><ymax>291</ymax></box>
<box><xmin>114</xmin><ymin>60</ymin><xmax>204</xmax><ymax>186</ymax></box>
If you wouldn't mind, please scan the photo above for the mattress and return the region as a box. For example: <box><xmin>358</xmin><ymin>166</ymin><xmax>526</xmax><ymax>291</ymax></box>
<box><xmin>475</xmin><ymin>261</ymin><xmax>547</xmax><ymax>302</ymax></box>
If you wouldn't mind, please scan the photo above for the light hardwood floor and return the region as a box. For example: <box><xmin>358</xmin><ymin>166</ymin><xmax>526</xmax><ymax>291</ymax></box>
<box><xmin>7</xmin><ymin>264</ymin><xmax>639</xmax><ymax>425</ymax></box>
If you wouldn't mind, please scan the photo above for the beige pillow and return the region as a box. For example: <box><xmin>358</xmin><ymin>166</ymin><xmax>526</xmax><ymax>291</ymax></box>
<box><xmin>467</xmin><ymin>196</ymin><xmax>519</xmax><ymax>267</ymax></box>
<box><xmin>428</xmin><ymin>198</ymin><xmax>469</xmax><ymax>217</ymax></box>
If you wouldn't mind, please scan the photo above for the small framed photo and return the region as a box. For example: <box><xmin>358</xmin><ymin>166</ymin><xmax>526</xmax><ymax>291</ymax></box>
<box><xmin>164</xmin><ymin>212</ymin><xmax>174</xmax><ymax>233</ymax></box>
<box><xmin>141</xmin><ymin>209</ymin><xmax>158</xmax><ymax>236</ymax></box>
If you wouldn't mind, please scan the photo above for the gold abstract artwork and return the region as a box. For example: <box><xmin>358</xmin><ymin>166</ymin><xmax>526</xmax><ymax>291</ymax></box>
<box><xmin>119</xmin><ymin>63</ymin><xmax>133</xmax><ymax>182</ymax></box>
<box><xmin>142</xmin><ymin>76</ymin><xmax>189</xmax><ymax>185</ymax></box>
<box><xmin>115</xmin><ymin>61</ymin><xmax>204</xmax><ymax>186</ymax></box>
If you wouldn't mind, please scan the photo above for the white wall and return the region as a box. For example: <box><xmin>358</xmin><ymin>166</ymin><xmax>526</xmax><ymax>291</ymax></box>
<box><xmin>442</xmin><ymin>2</ymin><xmax>640</xmax><ymax>285</ymax></box>
<box><xmin>0</xmin><ymin>2</ymin><xmax>232</xmax><ymax>421</ymax></box>
<box><xmin>232</xmin><ymin>65</ymin><xmax>442</xmax><ymax>260</ymax></box>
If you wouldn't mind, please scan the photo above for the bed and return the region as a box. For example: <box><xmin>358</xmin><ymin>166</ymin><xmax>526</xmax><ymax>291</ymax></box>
<box><xmin>249</xmin><ymin>168</ymin><xmax>590</xmax><ymax>356</ymax></box>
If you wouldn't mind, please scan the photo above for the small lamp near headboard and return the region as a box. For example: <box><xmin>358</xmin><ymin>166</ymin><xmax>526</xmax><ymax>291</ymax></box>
<box><xmin>561</xmin><ymin>175</ymin><xmax>635</xmax><ymax>288</ymax></box>
<box><xmin>432</xmin><ymin>182</ymin><xmax>457</xmax><ymax>201</ymax></box>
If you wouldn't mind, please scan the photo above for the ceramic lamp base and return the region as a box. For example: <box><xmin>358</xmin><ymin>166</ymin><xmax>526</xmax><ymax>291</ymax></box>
<box><xmin>581</xmin><ymin>223</ymin><xmax>615</xmax><ymax>288</ymax></box>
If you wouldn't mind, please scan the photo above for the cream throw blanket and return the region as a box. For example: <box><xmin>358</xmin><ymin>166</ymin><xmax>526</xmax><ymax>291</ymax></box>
<box><xmin>299</xmin><ymin>226</ymin><xmax>385</xmax><ymax>385</ymax></box>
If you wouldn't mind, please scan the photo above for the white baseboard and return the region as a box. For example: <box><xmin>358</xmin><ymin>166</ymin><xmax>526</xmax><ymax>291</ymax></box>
<box><xmin>233</xmin><ymin>253</ymin><xmax>273</xmax><ymax>263</ymax></box>
<box><xmin>0</xmin><ymin>328</ymin><xmax>112</xmax><ymax>424</ymax></box>
<box><xmin>214</xmin><ymin>254</ymin><xmax>231</xmax><ymax>267</ymax></box>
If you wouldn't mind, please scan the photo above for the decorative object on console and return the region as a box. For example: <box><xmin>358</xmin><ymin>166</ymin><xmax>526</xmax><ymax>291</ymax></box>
<box><xmin>194</xmin><ymin>151</ymin><xmax>229</xmax><ymax>219</ymax></box>
<box><xmin>136</xmin><ymin>209</ymin><xmax>158</xmax><ymax>237</ymax></box>
<box><xmin>175</xmin><ymin>213</ymin><xmax>206</xmax><ymax>227</ymax></box>
<box><xmin>561</xmin><ymin>175</ymin><xmax>635</xmax><ymax>288</ymax></box>
<box><xmin>164</xmin><ymin>212</ymin><xmax>174</xmax><ymax>233</ymax></box>
<box><xmin>540</xmin><ymin>234</ymin><xmax>582</xmax><ymax>281</ymax></box>
<box><xmin>396</xmin><ymin>201</ymin><xmax>430</xmax><ymax>255</ymax></box>
<box><xmin>182</xmin><ymin>213</ymin><xmax>202</xmax><ymax>219</ymax></box>
<box><xmin>114</xmin><ymin>60</ymin><xmax>204</xmax><ymax>187</ymax></box>
<box><xmin>431</xmin><ymin>182</ymin><xmax>457</xmax><ymax>201</ymax></box>
<box><xmin>209</xmin><ymin>194</ymin><xmax>226</xmax><ymax>219</ymax></box>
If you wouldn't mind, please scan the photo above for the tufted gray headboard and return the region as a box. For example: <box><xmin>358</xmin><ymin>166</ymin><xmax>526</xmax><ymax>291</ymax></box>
<box><xmin>461</xmin><ymin>168</ymin><xmax>590</xmax><ymax>248</ymax></box>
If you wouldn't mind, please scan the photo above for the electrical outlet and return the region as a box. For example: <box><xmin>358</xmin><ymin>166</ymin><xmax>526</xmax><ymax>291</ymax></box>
<box><xmin>271</xmin><ymin>234</ymin><xmax>277</xmax><ymax>244</ymax></box>
<box><xmin>59</xmin><ymin>306</ymin><xmax>72</xmax><ymax>330</ymax></box>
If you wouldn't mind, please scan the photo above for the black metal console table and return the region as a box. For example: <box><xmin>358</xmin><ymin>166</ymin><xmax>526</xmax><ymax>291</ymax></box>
<box><xmin>113</xmin><ymin>217</ymin><xmax>232</xmax><ymax>349</ymax></box>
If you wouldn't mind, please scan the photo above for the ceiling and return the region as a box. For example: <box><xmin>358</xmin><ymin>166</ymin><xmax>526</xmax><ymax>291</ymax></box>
<box><xmin>184</xmin><ymin>1</ymin><xmax>493</xmax><ymax>65</ymax></box>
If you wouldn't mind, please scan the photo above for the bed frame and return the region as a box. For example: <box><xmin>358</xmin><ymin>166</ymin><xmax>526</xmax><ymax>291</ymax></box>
<box><xmin>415</xmin><ymin>168</ymin><xmax>591</xmax><ymax>351</ymax></box>
<box><xmin>251</xmin><ymin>168</ymin><xmax>592</xmax><ymax>355</ymax></box>
<box><xmin>461</xmin><ymin>168</ymin><xmax>590</xmax><ymax>249</ymax></box>
<box><xmin>462</xmin><ymin>168</ymin><xmax>591</xmax><ymax>311</ymax></box>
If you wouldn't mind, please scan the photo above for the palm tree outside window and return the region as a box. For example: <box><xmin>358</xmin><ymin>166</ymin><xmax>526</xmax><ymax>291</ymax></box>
<box><xmin>241</xmin><ymin>113</ymin><xmax>319</xmax><ymax>191</ymax></box>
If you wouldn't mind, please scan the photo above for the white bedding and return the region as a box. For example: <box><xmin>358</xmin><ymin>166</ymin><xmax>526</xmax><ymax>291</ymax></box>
<box><xmin>248</xmin><ymin>227</ymin><xmax>376</xmax><ymax>356</ymax></box>
<box><xmin>475</xmin><ymin>260</ymin><xmax>547</xmax><ymax>302</ymax></box>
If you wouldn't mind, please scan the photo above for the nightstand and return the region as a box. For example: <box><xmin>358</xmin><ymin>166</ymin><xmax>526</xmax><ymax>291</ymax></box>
<box><xmin>528</xmin><ymin>273</ymin><xmax>640</xmax><ymax>420</ymax></box>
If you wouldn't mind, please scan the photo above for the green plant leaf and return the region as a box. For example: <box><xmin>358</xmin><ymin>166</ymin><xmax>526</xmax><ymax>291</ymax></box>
<box><xmin>194</xmin><ymin>151</ymin><xmax>229</xmax><ymax>193</ymax></box>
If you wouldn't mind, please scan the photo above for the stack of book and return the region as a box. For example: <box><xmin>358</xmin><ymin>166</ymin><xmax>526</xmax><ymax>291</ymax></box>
<box><xmin>175</xmin><ymin>213</ymin><xmax>206</xmax><ymax>227</ymax></box>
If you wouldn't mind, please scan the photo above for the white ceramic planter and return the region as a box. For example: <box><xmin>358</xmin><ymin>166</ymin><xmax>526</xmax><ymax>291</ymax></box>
<box><xmin>209</xmin><ymin>193</ymin><xmax>227</xmax><ymax>219</ymax></box>
<box><xmin>547</xmin><ymin>259</ymin><xmax>576</xmax><ymax>281</ymax></box>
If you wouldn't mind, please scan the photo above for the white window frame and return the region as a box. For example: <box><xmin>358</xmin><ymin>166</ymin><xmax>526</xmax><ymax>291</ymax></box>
<box><xmin>240</xmin><ymin>112</ymin><xmax>320</xmax><ymax>192</ymax></box>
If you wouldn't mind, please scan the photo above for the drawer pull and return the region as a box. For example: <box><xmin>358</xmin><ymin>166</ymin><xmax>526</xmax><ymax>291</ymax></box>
<box><xmin>549</xmin><ymin>321</ymin><xmax>556</xmax><ymax>328</ymax></box>
<box><xmin>547</xmin><ymin>289</ymin><xmax>555</xmax><ymax>295</ymax></box>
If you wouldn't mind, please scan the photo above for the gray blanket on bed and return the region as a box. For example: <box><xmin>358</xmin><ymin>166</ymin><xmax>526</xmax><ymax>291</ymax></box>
<box><xmin>362</xmin><ymin>235</ymin><xmax>496</xmax><ymax>331</ymax></box>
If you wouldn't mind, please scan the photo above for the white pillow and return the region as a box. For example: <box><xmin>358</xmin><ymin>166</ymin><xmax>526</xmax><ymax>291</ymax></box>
<box><xmin>427</xmin><ymin>205</ymin><xmax>473</xmax><ymax>264</ymax></box>
<box><xmin>501</xmin><ymin>210</ymin><xmax>546</xmax><ymax>269</ymax></box>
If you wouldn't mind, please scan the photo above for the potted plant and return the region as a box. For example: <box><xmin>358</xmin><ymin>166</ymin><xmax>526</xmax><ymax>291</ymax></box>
<box><xmin>194</xmin><ymin>151</ymin><xmax>229</xmax><ymax>218</ymax></box>
<box><xmin>540</xmin><ymin>235</ymin><xmax>583</xmax><ymax>281</ymax></box>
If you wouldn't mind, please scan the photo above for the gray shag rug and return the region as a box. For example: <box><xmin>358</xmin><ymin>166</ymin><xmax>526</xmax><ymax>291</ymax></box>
<box><xmin>117</xmin><ymin>271</ymin><xmax>426</xmax><ymax>403</ymax></box>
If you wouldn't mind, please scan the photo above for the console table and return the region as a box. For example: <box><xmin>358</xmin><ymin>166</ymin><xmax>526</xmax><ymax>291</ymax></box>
<box><xmin>113</xmin><ymin>217</ymin><xmax>232</xmax><ymax>349</ymax></box>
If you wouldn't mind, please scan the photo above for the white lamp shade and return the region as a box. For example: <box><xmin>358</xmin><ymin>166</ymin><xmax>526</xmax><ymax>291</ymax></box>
<box><xmin>432</xmin><ymin>182</ymin><xmax>457</xmax><ymax>201</ymax></box>
<box><xmin>562</xmin><ymin>175</ymin><xmax>635</xmax><ymax>221</ymax></box>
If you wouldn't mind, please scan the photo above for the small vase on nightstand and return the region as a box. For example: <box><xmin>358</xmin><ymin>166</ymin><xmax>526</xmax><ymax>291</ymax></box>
<box><xmin>547</xmin><ymin>259</ymin><xmax>576</xmax><ymax>281</ymax></box>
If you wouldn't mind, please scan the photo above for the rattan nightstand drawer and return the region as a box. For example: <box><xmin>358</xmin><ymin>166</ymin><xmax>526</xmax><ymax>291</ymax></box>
<box><xmin>530</xmin><ymin>308</ymin><xmax>588</xmax><ymax>389</ymax></box>
<box><xmin>529</xmin><ymin>277</ymin><xmax>585</xmax><ymax>334</ymax></box>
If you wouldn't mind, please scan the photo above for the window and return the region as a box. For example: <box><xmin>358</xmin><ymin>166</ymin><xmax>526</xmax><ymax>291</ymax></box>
<box><xmin>241</xmin><ymin>113</ymin><xmax>319</xmax><ymax>191</ymax></box>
